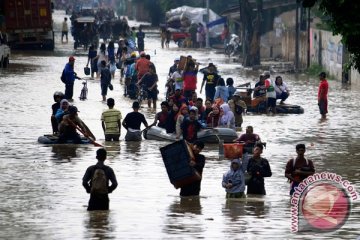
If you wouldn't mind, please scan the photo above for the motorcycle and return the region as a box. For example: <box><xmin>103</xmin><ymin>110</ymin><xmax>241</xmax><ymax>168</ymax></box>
<box><xmin>225</xmin><ymin>34</ymin><xmax>242</xmax><ymax>56</ymax></box>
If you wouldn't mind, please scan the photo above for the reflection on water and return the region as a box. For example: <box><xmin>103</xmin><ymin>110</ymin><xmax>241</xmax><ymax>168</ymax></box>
<box><xmin>164</xmin><ymin>197</ymin><xmax>204</xmax><ymax>235</ymax></box>
<box><xmin>85</xmin><ymin>211</ymin><xmax>116</xmax><ymax>240</ymax></box>
<box><xmin>51</xmin><ymin>145</ymin><xmax>78</xmax><ymax>161</ymax></box>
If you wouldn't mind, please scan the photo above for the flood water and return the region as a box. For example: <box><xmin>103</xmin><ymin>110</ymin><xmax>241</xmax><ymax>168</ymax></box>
<box><xmin>0</xmin><ymin>10</ymin><xmax>359</xmax><ymax>239</ymax></box>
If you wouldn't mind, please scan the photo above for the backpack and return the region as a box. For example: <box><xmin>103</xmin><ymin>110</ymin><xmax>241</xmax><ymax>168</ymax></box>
<box><xmin>60</xmin><ymin>69</ymin><xmax>67</xmax><ymax>84</ymax></box>
<box><xmin>91</xmin><ymin>168</ymin><xmax>108</xmax><ymax>194</ymax></box>
<box><xmin>235</xmin><ymin>104</ymin><xmax>243</xmax><ymax>114</ymax></box>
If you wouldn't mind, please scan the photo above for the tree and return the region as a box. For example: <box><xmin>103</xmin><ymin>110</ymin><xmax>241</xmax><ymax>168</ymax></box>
<box><xmin>240</xmin><ymin>0</ymin><xmax>263</xmax><ymax>67</ymax></box>
<box><xmin>303</xmin><ymin>0</ymin><xmax>360</xmax><ymax>71</ymax></box>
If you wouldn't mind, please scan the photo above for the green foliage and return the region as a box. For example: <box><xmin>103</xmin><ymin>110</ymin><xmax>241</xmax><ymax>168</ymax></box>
<box><xmin>314</xmin><ymin>0</ymin><xmax>360</xmax><ymax>71</ymax></box>
<box><xmin>306</xmin><ymin>64</ymin><xmax>325</xmax><ymax>76</ymax></box>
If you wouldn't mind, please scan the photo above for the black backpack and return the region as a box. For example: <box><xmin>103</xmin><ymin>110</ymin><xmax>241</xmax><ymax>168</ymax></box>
<box><xmin>60</xmin><ymin>69</ymin><xmax>67</xmax><ymax>84</ymax></box>
<box><xmin>235</xmin><ymin>104</ymin><xmax>243</xmax><ymax>114</ymax></box>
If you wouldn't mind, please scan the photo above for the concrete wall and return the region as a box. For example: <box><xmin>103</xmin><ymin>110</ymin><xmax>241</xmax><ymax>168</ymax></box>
<box><xmin>310</xmin><ymin>29</ymin><xmax>343</xmax><ymax>80</ymax></box>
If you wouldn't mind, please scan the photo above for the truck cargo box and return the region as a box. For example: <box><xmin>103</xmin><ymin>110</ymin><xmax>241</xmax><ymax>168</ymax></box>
<box><xmin>5</xmin><ymin>0</ymin><xmax>52</xmax><ymax>31</ymax></box>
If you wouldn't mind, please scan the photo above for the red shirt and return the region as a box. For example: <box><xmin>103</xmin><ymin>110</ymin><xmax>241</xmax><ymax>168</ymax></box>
<box><xmin>135</xmin><ymin>58</ymin><xmax>151</xmax><ymax>79</ymax></box>
<box><xmin>318</xmin><ymin>79</ymin><xmax>329</xmax><ymax>100</ymax></box>
<box><xmin>183</xmin><ymin>70</ymin><xmax>197</xmax><ymax>91</ymax></box>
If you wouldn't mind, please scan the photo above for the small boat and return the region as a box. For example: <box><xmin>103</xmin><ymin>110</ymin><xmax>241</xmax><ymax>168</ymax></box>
<box><xmin>143</xmin><ymin>126</ymin><xmax>238</xmax><ymax>143</ymax></box>
<box><xmin>246</xmin><ymin>103</ymin><xmax>304</xmax><ymax>114</ymax></box>
<box><xmin>38</xmin><ymin>134</ymin><xmax>91</xmax><ymax>144</ymax></box>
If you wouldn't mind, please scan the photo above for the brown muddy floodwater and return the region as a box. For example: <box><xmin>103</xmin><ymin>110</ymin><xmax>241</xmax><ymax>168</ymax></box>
<box><xmin>0</xmin><ymin>10</ymin><xmax>359</xmax><ymax>239</ymax></box>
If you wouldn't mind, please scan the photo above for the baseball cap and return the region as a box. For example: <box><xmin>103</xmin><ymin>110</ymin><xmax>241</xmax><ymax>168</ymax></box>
<box><xmin>140</xmin><ymin>51</ymin><xmax>146</xmax><ymax>57</ymax></box>
<box><xmin>69</xmin><ymin>56</ymin><xmax>76</xmax><ymax>61</ymax></box>
<box><xmin>175</xmin><ymin>58</ymin><xmax>180</xmax><ymax>62</ymax></box>
<box><xmin>130</xmin><ymin>52</ymin><xmax>137</xmax><ymax>57</ymax></box>
<box><xmin>175</xmin><ymin>86</ymin><xmax>182</xmax><ymax>91</ymax></box>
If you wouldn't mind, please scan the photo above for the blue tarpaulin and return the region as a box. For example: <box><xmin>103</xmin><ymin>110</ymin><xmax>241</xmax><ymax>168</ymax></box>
<box><xmin>207</xmin><ymin>17</ymin><xmax>227</xmax><ymax>28</ymax></box>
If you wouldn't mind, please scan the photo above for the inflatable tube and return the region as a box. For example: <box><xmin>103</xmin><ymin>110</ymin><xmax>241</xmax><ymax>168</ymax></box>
<box><xmin>38</xmin><ymin>134</ymin><xmax>91</xmax><ymax>144</ymax></box>
<box><xmin>143</xmin><ymin>126</ymin><xmax>238</xmax><ymax>143</ymax></box>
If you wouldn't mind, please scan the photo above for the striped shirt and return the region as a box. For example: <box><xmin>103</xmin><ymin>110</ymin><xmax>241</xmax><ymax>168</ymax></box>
<box><xmin>101</xmin><ymin>108</ymin><xmax>122</xmax><ymax>134</ymax></box>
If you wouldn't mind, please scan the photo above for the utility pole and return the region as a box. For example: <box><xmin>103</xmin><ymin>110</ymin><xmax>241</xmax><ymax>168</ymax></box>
<box><xmin>295</xmin><ymin>0</ymin><xmax>300</xmax><ymax>71</ymax></box>
<box><xmin>205</xmin><ymin>0</ymin><xmax>210</xmax><ymax>48</ymax></box>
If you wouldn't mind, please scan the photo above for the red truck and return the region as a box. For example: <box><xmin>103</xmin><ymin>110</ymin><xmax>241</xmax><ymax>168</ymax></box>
<box><xmin>3</xmin><ymin>0</ymin><xmax>54</xmax><ymax>50</ymax></box>
<box><xmin>172</xmin><ymin>31</ymin><xmax>190</xmax><ymax>47</ymax></box>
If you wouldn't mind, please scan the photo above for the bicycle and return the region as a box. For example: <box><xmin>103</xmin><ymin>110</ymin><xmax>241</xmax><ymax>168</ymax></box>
<box><xmin>136</xmin><ymin>84</ymin><xmax>148</xmax><ymax>106</ymax></box>
<box><xmin>79</xmin><ymin>80</ymin><xmax>88</xmax><ymax>100</ymax></box>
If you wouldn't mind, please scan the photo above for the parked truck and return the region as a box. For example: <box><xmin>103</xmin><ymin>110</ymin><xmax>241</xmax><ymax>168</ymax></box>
<box><xmin>2</xmin><ymin>0</ymin><xmax>54</xmax><ymax>50</ymax></box>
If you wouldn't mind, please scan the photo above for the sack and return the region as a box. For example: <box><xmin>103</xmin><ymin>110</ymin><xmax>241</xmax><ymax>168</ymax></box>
<box><xmin>91</xmin><ymin>168</ymin><xmax>108</xmax><ymax>194</ymax></box>
<box><xmin>235</xmin><ymin>104</ymin><xmax>243</xmax><ymax>114</ymax></box>
<box><xmin>244</xmin><ymin>171</ymin><xmax>251</xmax><ymax>185</ymax></box>
<box><xmin>60</xmin><ymin>69</ymin><xmax>67</xmax><ymax>84</ymax></box>
<box><xmin>84</xmin><ymin>67</ymin><xmax>90</xmax><ymax>76</ymax></box>
<box><xmin>108</xmin><ymin>83</ymin><xmax>113</xmax><ymax>91</ymax></box>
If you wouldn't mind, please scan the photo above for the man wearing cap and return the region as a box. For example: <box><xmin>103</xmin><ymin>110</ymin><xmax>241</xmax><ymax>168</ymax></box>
<box><xmin>136</xmin><ymin>26</ymin><xmax>145</xmax><ymax>52</ymax></box>
<box><xmin>200</xmin><ymin>63</ymin><xmax>220</xmax><ymax>101</ymax></box>
<box><xmin>169</xmin><ymin>58</ymin><xmax>179</xmax><ymax>77</ymax></box>
<box><xmin>122</xmin><ymin>101</ymin><xmax>149</xmax><ymax>141</ymax></box>
<box><xmin>101</xmin><ymin>98</ymin><xmax>122</xmax><ymax>141</ymax></box>
<box><xmin>318</xmin><ymin>72</ymin><xmax>329</xmax><ymax>119</ymax></box>
<box><xmin>168</xmin><ymin>87</ymin><xmax>187</xmax><ymax>108</ymax></box>
<box><xmin>63</xmin><ymin>56</ymin><xmax>81</xmax><ymax>100</ymax></box>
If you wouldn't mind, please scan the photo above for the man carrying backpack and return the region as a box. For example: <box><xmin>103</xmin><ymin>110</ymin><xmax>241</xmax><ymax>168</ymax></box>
<box><xmin>82</xmin><ymin>148</ymin><xmax>118</xmax><ymax>211</ymax></box>
<box><xmin>62</xmin><ymin>56</ymin><xmax>81</xmax><ymax>100</ymax></box>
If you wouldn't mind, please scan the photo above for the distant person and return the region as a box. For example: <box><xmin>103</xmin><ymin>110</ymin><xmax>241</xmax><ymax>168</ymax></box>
<box><xmin>274</xmin><ymin>76</ymin><xmax>290</xmax><ymax>104</ymax></box>
<box><xmin>222</xmin><ymin>158</ymin><xmax>246</xmax><ymax>198</ymax></box>
<box><xmin>182</xmin><ymin>60</ymin><xmax>199</xmax><ymax>100</ymax></box>
<box><xmin>246</xmin><ymin>143</ymin><xmax>272</xmax><ymax>195</ymax></box>
<box><xmin>55</xmin><ymin>98</ymin><xmax>70</xmax><ymax>124</ymax></box>
<box><xmin>137</xmin><ymin>64</ymin><xmax>158</xmax><ymax>109</ymax></box>
<box><xmin>58</xmin><ymin>106</ymin><xmax>95</xmax><ymax>144</ymax></box>
<box><xmin>226</xmin><ymin>78</ymin><xmax>236</xmax><ymax>99</ymax></box>
<box><xmin>285</xmin><ymin>144</ymin><xmax>315</xmax><ymax>195</ymax></box>
<box><xmin>180</xmin><ymin>140</ymin><xmax>206</xmax><ymax>197</ymax></box>
<box><xmin>234</xmin><ymin>126</ymin><xmax>261</xmax><ymax>154</ymax></box>
<box><xmin>228</xmin><ymin>91</ymin><xmax>247</xmax><ymax>128</ymax></box>
<box><xmin>62</xmin><ymin>56</ymin><xmax>81</xmax><ymax>100</ymax></box>
<box><xmin>94</xmin><ymin>43</ymin><xmax>108</xmax><ymax>77</ymax></box>
<box><xmin>86</xmin><ymin>45</ymin><xmax>98</xmax><ymax>79</ymax></box>
<box><xmin>136</xmin><ymin>26</ymin><xmax>145</xmax><ymax>52</ymax></box>
<box><xmin>263</xmin><ymin>71</ymin><xmax>276</xmax><ymax>114</ymax></box>
<box><xmin>189</xmin><ymin>22</ymin><xmax>198</xmax><ymax>48</ymax></box>
<box><xmin>135</xmin><ymin>51</ymin><xmax>150</xmax><ymax>80</ymax></box>
<box><xmin>62</xmin><ymin>17</ymin><xmax>69</xmax><ymax>43</ymax></box>
<box><xmin>181</xmin><ymin>109</ymin><xmax>202</xmax><ymax>143</ymax></box>
<box><xmin>100</xmin><ymin>60</ymin><xmax>112</xmax><ymax>102</ymax></box>
<box><xmin>150</xmin><ymin>101</ymin><xmax>170</xmax><ymax>129</ymax></box>
<box><xmin>101</xmin><ymin>98</ymin><xmax>122</xmax><ymax>141</ymax></box>
<box><xmin>318</xmin><ymin>72</ymin><xmax>329</xmax><ymax>119</ymax></box>
<box><xmin>160</xmin><ymin>27</ymin><xmax>166</xmax><ymax>49</ymax></box>
<box><xmin>51</xmin><ymin>91</ymin><xmax>64</xmax><ymax>135</ymax></box>
<box><xmin>165</xmin><ymin>30</ymin><xmax>171</xmax><ymax>48</ymax></box>
<box><xmin>214</xmin><ymin>78</ymin><xmax>229</xmax><ymax>102</ymax></box>
<box><xmin>200</xmin><ymin>63</ymin><xmax>219</xmax><ymax>101</ymax></box>
<box><xmin>218</xmin><ymin>103</ymin><xmax>235</xmax><ymax>130</ymax></box>
<box><xmin>221</xmin><ymin>24</ymin><xmax>230</xmax><ymax>47</ymax></box>
<box><xmin>122</xmin><ymin>101</ymin><xmax>149</xmax><ymax>141</ymax></box>
<box><xmin>82</xmin><ymin>148</ymin><xmax>118</xmax><ymax>211</ymax></box>
<box><xmin>196</xmin><ymin>23</ymin><xmax>206</xmax><ymax>48</ymax></box>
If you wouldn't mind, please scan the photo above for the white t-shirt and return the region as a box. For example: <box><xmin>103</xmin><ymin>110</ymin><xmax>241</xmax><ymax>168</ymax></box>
<box><xmin>171</xmin><ymin>71</ymin><xmax>183</xmax><ymax>90</ymax></box>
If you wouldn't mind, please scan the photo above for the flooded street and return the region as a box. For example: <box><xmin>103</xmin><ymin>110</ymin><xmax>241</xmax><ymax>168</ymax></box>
<box><xmin>0</xmin><ymin>10</ymin><xmax>359</xmax><ymax>239</ymax></box>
